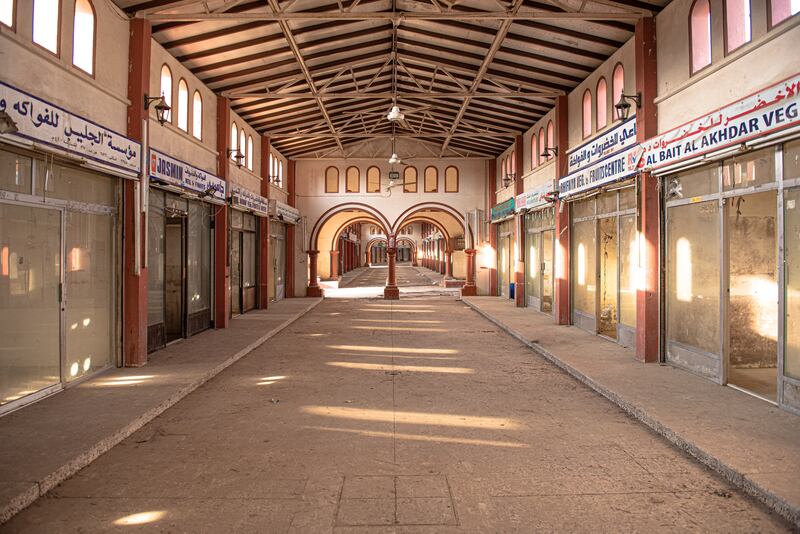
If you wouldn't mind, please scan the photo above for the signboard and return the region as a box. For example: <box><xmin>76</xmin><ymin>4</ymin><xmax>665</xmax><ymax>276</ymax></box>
<box><xmin>567</xmin><ymin>118</ymin><xmax>637</xmax><ymax>174</ymax></box>
<box><xmin>389</xmin><ymin>171</ymin><xmax>400</xmax><ymax>180</ymax></box>
<box><xmin>515</xmin><ymin>182</ymin><xmax>555</xmax><ymax>212</ymax></box>
<box><xmin>490</xmin><ymin>197</ymin><xmax>515</xmax><ymax>222</ymax></box>
<box><xmin>149</xmin><ymin>149</ymin><xmax>226</xmax><ymax>203</ymax></box>
<box><xmin>230</xmin><ymin>185</ymin><xmax>269</xmax><ymax>216</ymax></box>
<box><xmin>559</xmin><ymin>145</ymin><xmax>643</xmax><ymax>198</ymax></box>
<box><xmin>0</xmin><ymin>81</ymin><xmax>141</xmax><ymax>176</ymax></box>
<box><xmin>641</xmin><ymin>74</ymin><xmax>800</xmax><ymax>171</ymax></box>
<box><xmin>268</xmin><ymin>199</ymin><xmax>301</xmax><ymax>224</ymax></box>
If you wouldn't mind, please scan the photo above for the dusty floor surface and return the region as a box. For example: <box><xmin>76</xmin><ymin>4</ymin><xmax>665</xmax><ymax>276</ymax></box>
<box><xmin>1</xmin><ymin>268</ymin><xmax>791</xmax><ymax>532</ymax></box>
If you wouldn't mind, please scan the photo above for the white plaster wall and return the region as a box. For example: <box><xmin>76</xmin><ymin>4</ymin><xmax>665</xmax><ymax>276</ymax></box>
<box><xmin>0</xmin><ymin>0</ymin><xmax>129</xmax><ymax>132</ymax></box>
<box><xmin>656</xmin><ymin>0</ymin><xmax>800</xmax><ymax>131</ymax></box>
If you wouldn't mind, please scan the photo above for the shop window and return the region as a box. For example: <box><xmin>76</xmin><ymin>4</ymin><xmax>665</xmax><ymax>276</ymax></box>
<box><xmin>531</xmin><ymin>135</ymin><xmax>538</xmax><ymax>169</ymax></box>
<box><xmin>33</xmin><ymin>0</ymin><xmax>59</xmax><ymax>54</ymax></box>
<box><xmin>403</xmin><ymin>166</ymin><xmax>418</xmax><ymax>193</ymax></box>
<box><xmin>572</xmin><ymin>220</ymin><xmax>596</xmax><ymax>316</ymax></box>
<box><xmin>247</xmin><ymin>136</ymin><xmax>254</xmax><ymax>171</ymax></box>
<box><xmin>612</xmin><ymin>64</ymin><xmax>625</xmax><ymax>121</ymax></box>
<box><xmin>690</xmin><ymin>0</ymin><xmax>712</xmax><ymax>74</ymax></box>
<box><xmin>424</xmin><ymin>166</ymin><xmax>438</xmax><ymax>192</ymax></box>
<box><xmin>670</xmin><ymin>164</ymin><xmax>719</xmax><ymax>198</ymax></box>
<box><xmin>72</xmin><ymin>0</ymin><xmax>94</xmax><ymax>75</ymax></box>
<box><xmin>582</xmin><ymin>90</ymin><xmax>592</xmax><ymax>138</ymax></box>
<box><xmin>0</xmin><ymin>0</ymin><xmax>13</xmax><ymax>28</ymax></box>
<box><xmin>538</xmin><ymin>129</ymin><xmax>545</xmax><ymax>164</ymax></box>
<box><xmin>366</xmin><ymin>166</ymin><xmax>380</xmax><ymax>192</ymax></box>
<box><xmin>192</xmin><ymin>91</ymin><xmax>202</xmax><ymax>140</ymax></box>
<box><xmin>619</xmin><ymin>214</ymin><xmax>638</xmax><ymax>327</ymax></box>
<box><xmin>547</xmin><ymin>121</ymin><xmax>554</xmax><ymax>158</ymax></box>
<box><xmin>725</xmin><ymin>0</ymin><xmax>752</xmax><ymax>52</ymax></box>
<box><xmin>785</xmin><ymin>188</ymin><xmax>800</xmax><ymax>379</ymax></box>
<box><xmin>445</xmin><ymin>166</ymin><xmax>459</xmax><ymax>192</ymax></box>
<box><xmin>346</xmin><ymin>166</ymin><xmax>360</xmax><ymax>193</ymax></box>
<box><xmin>770</xmin><ymin>0</ymin><xmax>800</xmax><ymax>26</ymax></box>
<box><xmin>785</xmin><ymin>139</ymin><xmax>800</xmax><ymax>180</ymax></box>
<box><xmin>177</xmin><ymin>79</ymin><xmax>188</xmax><ymax>132</ymax></box>
<box><xmin>325</xmin><ymin>166</ymin><xmax>339</xmax><ymax>193</ymax></box>
<box><xmin>230</xmin><ymin>123</ymin><xmax>238</xmax><ymax>161</ymax></box>
<box><xmin>0</xmin><ymin>151</ymin><xmax>32</xmax><ymax>194</ymax></box>
<box><xmin>239</xmin><ymin>129</ymin><xmax>246</xmax><ymax>167</ymax></box>
<box><xmin>596</xmin><ymin>77</ymin><xmax>608</xmax><ymax>130</ymax></box>
<box><xmin>722</xmin><ymin>147</ymin><xmax>775</xmax><ymax>191</ymax></box>
<box><xmin>160</xmin><ymin>65</ymin><xmax>173</xmax><ymax>123</ymax></box>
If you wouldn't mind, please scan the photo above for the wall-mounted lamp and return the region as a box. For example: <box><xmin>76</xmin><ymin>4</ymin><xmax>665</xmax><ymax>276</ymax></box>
<box><xmin>0</xmin><ymin>110</ymin><xmax>19</xmax><ymax>134</ymax></box>
<box><xmin>614</xmin><ymin>92</ymin><xmax>642</xmax><ymax>121</ymax></box>
<box><xmin>502</xmin><ymin>173</ymin><xmax>515</xmax><ymax>188</ymax></box>
<box><xmin>144</xmin><ymin>94</ymin><xmax>171</xmax><ymax>126</ymax></box>
<box><xmin>227</xmin><ymin>149</ymin><xmax>245</xmax><ymax>167</ymax></box>
<box><xmin>268</xmin><ymin>175</ymin><xmax>282</xmax><ymax>184</ymax></box>
<box><xmin>540</xmin><ymin>146</ymin><xmax>558</xmax><ymax>159</ymax></box>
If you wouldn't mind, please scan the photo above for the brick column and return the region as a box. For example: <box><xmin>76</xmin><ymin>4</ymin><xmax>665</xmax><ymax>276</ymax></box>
<box><xmin>554</xmin><ymin>95</ymin><xmax>571</xmax><ymax>325</ymax></box>
<box><xmin>123</xmin><ymin>18</ymin><xmax>151</xmax><ymax>366</ymax></box>
<box><xmin>444</xmin><ymin>249</ymin><xmax>453</xmax><ymax>279</ymax></box>
<box><xmin>384</xmin><ymin>244</ymin><xmax>400</xmax><ymax>300</ymax></box>
<box><xmin>635</xmin><ymin>16</ymin><xmax>660</xmax><ymax>363</ymax></box>
<box><xmin>285</xmin><ymin>160</ymin><xmax>296</xmax><ymax>298</ymax></box>
<box><xmin>514</xmin><ymin>135</ymin><xmax>525</xmax><ymax>307</ymax></box>
<box><xmin>487</xmin><ymin>159</ymin><xmax>498</xmax><ymax>296</ymax></box>
<box><xmin>461</xmin><ymin>249</ymin><xmax>478</xmax><ymax>296</ymax></box>
<box><xmin>258</xmin><ymin>135</ymin><xmax>271</xmax><ymax>309</ymax></box>
<box><xmin>330</xmin><ymin>249</ymin><xmax>340</xmax><ymax>279</ymax></box>
<box><xmin>307</xmin><ymin>250</ymin><xmax>323</xmax><ymax>297</ymax></box>
<box><xmin>215</xmin><ymin>96</ymin><xmax>231</xmax><ymax>329</ymax></box>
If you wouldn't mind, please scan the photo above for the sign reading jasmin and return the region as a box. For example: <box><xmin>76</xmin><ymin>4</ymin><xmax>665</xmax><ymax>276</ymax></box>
<box><xmin>230</xmin><ymin>185</ymin><xmax>269</xmax><ymax>216</ymax></box>
<box><xmin>0</xmin><ymin>81</ymin><xmax>141</xmax><ymax>175</ymax></box>
<box><xmin>567</xmin><ymin>118</ymin><xmax>637</xmax><ymax>174</ymax></box>
<box><xmin>149</xmin><ymin>149</ymin><xmax>226</xmax><ymax>203</ymax></box>
<box><xmin>490</xmin><ymin>198</ymin><xmax>515</xmax><ymax>221</ymax></box>
<box><xmin>559</xmin><ymin>145</ymin><xmax>643</xmax><ymax>197</ymax></box>
<box><xmin>516</xmin><ymin>182</ymin><xmax>555</xmax><ymax>212</ymax></box>
<box><xmin>641</xmin><ymin>74</ymin><xmax>800</xmax><ymax>170</ymax></box>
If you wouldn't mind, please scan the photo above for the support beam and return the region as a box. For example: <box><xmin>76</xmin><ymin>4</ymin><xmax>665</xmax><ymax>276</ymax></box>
<box><xmin>514</xmin><ymin>134</ymin><xmax>525</xmax><ymax>308</ymax></box>
<box><xmin>223</xmin><ymin>91</ymin><xmax>564</xmax><ymax>100</ymax></box>
<box><xmin>285</xmin><ymin>160</ymin><xmax>297</xmax><ymax>298</ymax></box>
<box><xmin>258</xmin><ymin>134</ymin><xmax>271</xmax><ymax>310</ymax></box>
<box><xmin>145</xmin><ymin>11</ymin><xmax>644</xmax><ymax>21</ymax></box>
<box><xmin>215</xmin><ymin>96</ymin><xmax>231</xmax><ymax>329</ymax></box>
<box><xmin>554</xmin><ymin>94</ymin><xmax>570</xmax><ymax>325</ymax></box>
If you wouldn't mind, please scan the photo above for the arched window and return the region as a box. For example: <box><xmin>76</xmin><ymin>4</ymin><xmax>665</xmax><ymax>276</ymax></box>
<box><xmin>596</xmin><ymin>77</ymin><xmax>608</xmax><ymax>130</ymax></box>
<box><xmin>192</xmin><ymin>91</ymin><xmax>202</xmax><ymax>140</ymax></box>
<box><xmin>690</xmin><ymin>0</ymin><xmax>712</xmax><ymax>74</ymax></box>
<box><xmin>325</xmin><ymin>166</ymin><xmax>339</xmax><ymax>193</ymax></box>
<box><xmin>230</xmin><ymin>123</ymin><xmax>238</xmax><ymax>161</ymax></box>
<box><xmin>367</xmin><ymin>166</ymin><xmax>381</xmax><ymax>193</ymax></box>
<box><xmin>424</xmin><ymin>166</ymin><xmax>438</xmax><ymax>192</ymax></box>
<box><xmin>278</xmin><ymin>160</ymin><xmax>283</xmax><ymax>187</ymax></box>
<box><xmin>582</xmin><ymin>90</ymin><xmax>592</xmax><ymax>138</ymax></box>
<box><xmin>33</xmin><ymin>0</ymin><xmax>59</xmax><ymax>54</ymax></box>
<box><xmin>247</xmin><ymin>136</ymin><xmax>254</xmax><ymax>171</ymax></box>
<box><xmin>531</xmin><ymin>134</ymin><xmax>538</xmax><ymax>169</ymax></box>
<box><xmin>72</xmin><ymin>0</ymin><xmax>95</xmax><ymax>75</ymax></box>
<box><xmin>268</xmin><ymin>153</ymin><xmax>273</xmax><ymax>179</ymax></box>
<box><xmin>160</xmin><ymin>65</ymin><xmax>173</xmax><ymax>123</ymax></box>
<box><xmin>445</xmin><ymin>166</ymin><xmax>459</xmax><ymax>192</ymax></box>
<box><xmin>346</xmin><ymin>166</ymin><xmax>360</xmax><ymax>193</ymax></box>
<box><xmin>177</xmin><ymin>79</ymin><xmax>188</xmax><ymax>131</ymax></box>
<box><xmin>547</xmin><ymin>121</ymin><xmax>555</xmax><ymax>160</ymax></box>
<box><xmin>725</xmin><ymin>0</ymin><xmax>751</xmax><ymax>52</ymax></box>
<box><xmin>538</xmin><ymin>128</ymin><xmax>545</xmax><ymax>163</ymax></box>
<box><xmin>770</xmin><ymin>0</ymin><xmax>800</xmax><ymax>26</ymax></box>
<box><xmin>612</xmin><ymin>64</ymin><xmax>625</xmax><ymax>120</ymax></box>
<box><xmin>0</xmin><ymin>0</ymin><xmax>13</xmax><ymax>28</ymax></box>
<box><xmin>510</xmin><ymin>151</ymin><xmax>516</xmax><ymax>175</ymax></box>
<box><xmin>403</xmin><ymin>166</ymin><xmax>418</xmax><ymax>193</ymax></box>
<box><xmin>239</xmin><ymin>129</ymin><xmax>246</xmax><ymax>167</ymax></box>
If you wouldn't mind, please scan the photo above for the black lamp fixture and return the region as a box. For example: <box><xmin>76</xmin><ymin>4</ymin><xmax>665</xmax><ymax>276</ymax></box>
<box><xmin>614</xmin><ymin>92</ymin><xmax>642</xmax><ymax>121</ymax></box>
<box><xmin>227</xmin><ymin>149</ymin><xmax>245</xmax><ymax>167</ymax></box>
<box><xmin>144</xmin><ymin>94</ymin><xmax>171</xmax><ymax>126</ymax></box>
<box><xmin>502</xmin><ymin>173</ymin><xmax>515</xmax><ymax>188</ymax></box>
<box><xmin>540</xmin><ymin>146</ymin><xmax>559</xmax><ymax>159</ymax></box>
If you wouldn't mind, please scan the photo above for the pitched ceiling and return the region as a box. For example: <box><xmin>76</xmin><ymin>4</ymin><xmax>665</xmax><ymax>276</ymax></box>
<box><xmin>116</xmin><ymin>0</ymin><xmax>668</xmax><ymax>159</ymax></box>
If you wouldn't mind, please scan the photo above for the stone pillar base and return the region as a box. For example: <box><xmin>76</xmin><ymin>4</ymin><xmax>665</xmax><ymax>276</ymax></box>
<box><xmin>307</xmin><ymin>286</ymin><xmax>324</xmax><ymax>297</ymax></box>
<box><xmin>461</xmin><ymin>285</ymin><xmax>477</xmax><ymax>297</ymax></box>
<box><xmin>384</xmin><ymin>286</ymin><xmax>400</xmax><ymax>300</ymax></box>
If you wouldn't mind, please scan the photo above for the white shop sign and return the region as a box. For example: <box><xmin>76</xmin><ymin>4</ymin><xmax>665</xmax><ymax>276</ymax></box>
<box><xmin>0</xmin><ymin>81</ymin><xmax>141</xmax><ymax>176</ymax></box>
<box><xmin>567</xmin><ymin>118</ymin><xmax>637</xmax><ymax>174</ymax></box>
<box><xmin>641</xmin><ymin>74</ymin><xmax>800</xmax><ymax>170</ymax></box>
<box><xmin>559</xmin><ymin>145</ymin><xmax>643</xmax><ymax>198</ymax></box>
<box><xmin>268</xmin><ymin>199</ymin><xmax>301</xmax><ymax>224</ymax></box>
<box><xmin>149</xmin><ymin>149</ymin><xmax>226</xmax><ymax>204</ymax></box>
<box><xmin>515</xmin><ymin>182</ymin><xmax>554</xmax><ymax>212</ymax></box>
<box><xmin>230</xmin><ymin>185</ymin><xmax>269</xmax><ymax>216</ymax></box>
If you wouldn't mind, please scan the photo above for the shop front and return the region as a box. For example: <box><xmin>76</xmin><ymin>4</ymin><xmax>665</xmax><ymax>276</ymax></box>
<box><xmin>491</xmin><ymin>197</ymin><xmax>515</xmax><ymax>298</ymax></box>
<box><xmin>517</xmin><ymin>185</ymin><xmax>556</xmax><ymax>314</ymax></box>
<box><xmin>560</xmin><ymin>118</ymin><xmax>640</xmax><ymax>346</ymax></box>
<box><xmin>229</xmin><ymin>186</ymin><xmax>269</xmax><ymax>316</ymax></box>
<box><xmin>644</xmin><ymin>74</ymin><xmax>800</xmax><ymax>411</ymax></box>
<box><xmin>268</xmin><ymin>200</ymin><xmax>300</xmax><ymax>302</ymax></box>
<box><xmin>0</xmin><ymin>82</ymin><xmax>140</xmax><ymax>413</ymax></box>
<box><xmin>147</xmin><ymin>150</ymin><xmax>225</xmax><ymax>352</ymax></box>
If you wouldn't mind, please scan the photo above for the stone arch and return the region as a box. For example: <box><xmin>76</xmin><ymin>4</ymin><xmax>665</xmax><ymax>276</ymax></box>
<box><xmin>309</xmin><ymin>202</ymin><xmax>391</xmax><ymax>251</ymax></box>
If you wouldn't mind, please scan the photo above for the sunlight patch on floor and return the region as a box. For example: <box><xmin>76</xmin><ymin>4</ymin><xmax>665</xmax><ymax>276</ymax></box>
<box><xmin>326</xmin><ymin>362</ymin><xmax>473</xmax><ymax>374</ymax></box>
<box><xmin>302</xmin><ymin>406</ymin><xmax>519</xmax><ymax>429</ymax></box>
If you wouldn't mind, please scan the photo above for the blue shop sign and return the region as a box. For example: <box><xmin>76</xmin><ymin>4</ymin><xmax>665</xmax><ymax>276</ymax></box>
<box><xmin>491</xmin><ymin>198</ymin><xmax>515</xmax><ymax>222</ymax></box>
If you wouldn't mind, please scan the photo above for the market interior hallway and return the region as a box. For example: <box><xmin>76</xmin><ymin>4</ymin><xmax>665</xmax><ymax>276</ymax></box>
<box><xmin>2</xmin><ymin>298</ymin><xmax>789</xmax><ymax>532</ymax></box>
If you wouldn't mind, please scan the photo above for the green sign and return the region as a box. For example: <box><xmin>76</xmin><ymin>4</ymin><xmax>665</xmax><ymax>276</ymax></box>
<box><xmin>491</xmin><ymin>198</ymin><xmax>515</xmax><ymax>221</ymax></box>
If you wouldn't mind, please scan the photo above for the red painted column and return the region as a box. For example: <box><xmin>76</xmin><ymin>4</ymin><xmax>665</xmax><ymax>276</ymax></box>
<box><xmin>384</xmin><ymin>243</ymin><xmax>400</xmax><ymax>300</ymax></box>
<box><xmin>215</xmin><ymin>96</ymin><xmax>231</xmax><ymax>329</ymax></box>
<box><xmin>444</xmin><ymin>249</ymin><xmax>453</xmax><ymax>279</ymax></box>
<box><xmin>635</xmin><ymin>17</ymin><xmax>660</xmax><ymax>363</ymax></box>
<box><xmin>123</xmin><ymin>18</ymin><xmax>150</xmax><ymax>366</ymax></box>
<box><xmin>258</xmin><ymin>135</ymin><xmax>271</xmax><ymax>309</ymax></box>
<box><xmin>461</xmin><ymin>249</ymin><xmax>478</xmax><ymax>296</ymax></box>
<box><xmin>307</xmin><ymin>250</ymin><xmax>323</xmax><ymax>297</ymax></box>
<box><xmin>487</xmin><ymin>159</ymin><xmax>498</xmax><ymax>296</ymax></box>
<box><xmin>514</xmin><ymin>134</ymin><xmax>525</xmax><ymax>307</ymax></box>
<box><xmin>554</xmin><ymin>95</ymin><xmax>571</xmax><ymax>325</ymax></box>
<box><xmin>330</xmin><ymin>249</ymin><xmax>339</xmax><ymax>279</ymax></box>
<box><xmin>285</xmin><ymin>160</ymin><xmax>296</xmax><ymax>298</ymax></box>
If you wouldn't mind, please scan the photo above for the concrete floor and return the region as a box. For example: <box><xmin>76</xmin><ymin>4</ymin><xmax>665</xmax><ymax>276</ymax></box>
<box><xmin>2</xmin><ymin>270</ymin><xmax>790</xmax><ymax>532</ymax></box>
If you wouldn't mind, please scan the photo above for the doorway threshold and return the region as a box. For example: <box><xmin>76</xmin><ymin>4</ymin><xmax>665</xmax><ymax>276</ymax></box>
<box><xmin>726</xmin><ymin>383</ymin><xmax>778</xmax><ymax>406</ymax></box>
